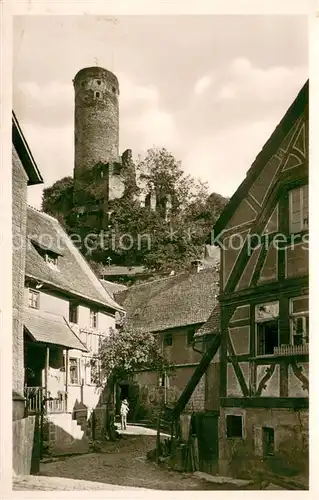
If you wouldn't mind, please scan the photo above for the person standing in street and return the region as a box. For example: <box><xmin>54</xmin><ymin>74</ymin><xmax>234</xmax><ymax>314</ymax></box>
<box><xmin>120</xmin><ymin>398</ymin><xmax>129</xmax><ymax>430</ymax></box>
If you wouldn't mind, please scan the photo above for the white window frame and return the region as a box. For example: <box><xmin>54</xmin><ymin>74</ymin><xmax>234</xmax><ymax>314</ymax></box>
<box><xmin>289</xmin><ymin>185</ymin><xmax>308</xmax><ymax>234</ymax></box>
<box><xmin>85</xmin><ymin>357</ymin><xmax>98</xmax><ymax>385</ymax></box>
<box><xmin>28</xmin><ymin>289</ymin><xmax>40</xmax><ymax>309</ymax></box>
<box><xmin>86</xmin><ymin>332</ymin><xmax>101</xmax><ymax>354</ymax></box>
<box><xmin>69</xmin><ymin>357</ymin><xmax>81</xmax><ymax>385</ymax></box>
<box><xmin>158</xmin><ymin>372</ymin><xmax>170</xmax><ymax>388</ymax></box>
<box><xmin>290</xmin><ymin>296</ymin><xmax>309</xmax><ymax>346</ymax></box>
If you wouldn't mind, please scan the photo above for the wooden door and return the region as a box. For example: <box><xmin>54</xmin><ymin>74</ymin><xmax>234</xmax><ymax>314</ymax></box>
<box><xmin>195</xmin><ymin>412</ymin><xmax>219</xmax><ymax>473</ymax></box>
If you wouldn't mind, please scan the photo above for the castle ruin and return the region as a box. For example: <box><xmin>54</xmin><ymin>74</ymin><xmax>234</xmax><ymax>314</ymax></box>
<box><xmin>72</xmin><ymin>66</ymin><xmax>171</xmax><ymax>225</ymax></box>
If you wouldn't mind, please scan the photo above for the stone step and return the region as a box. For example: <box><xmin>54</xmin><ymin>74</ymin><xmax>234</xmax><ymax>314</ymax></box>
<box><xmin>47</xmin><ymin>413</ymin><xmax>89</xmax><ymax>456</ymax></box>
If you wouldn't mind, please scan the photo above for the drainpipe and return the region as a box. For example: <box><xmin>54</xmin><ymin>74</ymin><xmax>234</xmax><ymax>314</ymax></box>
<box><xmin>65</xmin><ymin>349</ymin><xmax>69</xmax><ymax>413</ymax></box>
<box><xmin>192</xmin><ymin>336</ymin><xmax>206</xmax><ymax>355</ymax></box>
<box><xmin>45</xmin><ymin>346</ymin><xmax>50</xmax><ymax>412</ymax></box>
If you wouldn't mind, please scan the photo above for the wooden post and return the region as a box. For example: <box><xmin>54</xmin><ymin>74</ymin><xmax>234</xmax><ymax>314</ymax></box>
<box><xmin>65</xmin><ymin>350</ymin><xmax>69</xmax><ymax>413</ymax></box>
<box><xmin>156</xmin><ymin>410</ymin><xmax>161</xmax><ymax>463</ymax></box>
<box><xmin>164</xmin><ymin>371</ymin><xmax>167</xmax><ymax>405</ymax></box>
<box><xmin>45</xmin><ymin>346</ymin><xmax>49</xmax><ymax>412</ymax></box>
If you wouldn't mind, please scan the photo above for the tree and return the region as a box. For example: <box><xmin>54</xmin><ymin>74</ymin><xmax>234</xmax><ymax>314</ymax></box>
<box><xmin>41</xmin><ymin>176</ymin><xmax>74</xmax><ymax>228</ymax></box>
<box><xmin>40</xmin><ymin>148</ymin><xmax>229</xmax><ymax>273</ymax></box>
<box><xmin>137</xmin><ymin>147</ymin><xmax>210</xmax><ymax>213</ymax></box>
<box><xmin>93</xmin><ymin>323</ymin><xmax>171</xmax><ymax>440</ymax></box>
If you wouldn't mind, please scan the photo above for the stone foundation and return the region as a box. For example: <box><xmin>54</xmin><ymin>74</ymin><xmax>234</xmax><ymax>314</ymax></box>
<box><xmin>43</xmin><ymin>413</ymin><xmax>89</xmax><ymax>455</ymax></box>
<box><xmin>218</xmin><ymin>407</ymin><xmax>309</xmax><ymax>481</ymax></box>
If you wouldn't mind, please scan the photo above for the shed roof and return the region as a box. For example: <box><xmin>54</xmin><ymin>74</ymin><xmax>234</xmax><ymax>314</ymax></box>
<box><xmin>23</xmin><ymin>308</ymin><xmax>88</xmax><ymax>351</ymax></box>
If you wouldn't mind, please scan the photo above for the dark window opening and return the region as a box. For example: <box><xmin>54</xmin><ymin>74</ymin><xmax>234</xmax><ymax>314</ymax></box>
<box><xmin>187</xmin><ymin>328</ymin><xmax>195</xmax><ymax>345</ymax></box>
<box><xmin>290</xmin><ymin>296</ymin><xmax>309</xmax><ymax>346</ymax></box>
<box><xmin>263</xmin><ymin>427</ymin><xmax>275</xmax><ymax>456</ymax></box>
<box><xmin>95</xmin><ymin>91</ymin><xmax>100</xmax><ymax>98</ymax></box>
<box><xmin>97</xmin><ymin>80</ymin><xmax>101</xmax><ymax>85</ymax></box>
<box><xmin>90</xmin><ymin>309</ymin><xmax>98</xmax><ymax>329</ymax></box>
<box><xmin>69</xmin><ymin>303</ymin><xmax>78</xmax><ymax>324</ymax></box>
<box><xmin>112</xmin><ymin>86</ymin><xmax>116</xmax><ymax>93</ymax></box>
<box><xmin>257</xmin><ymin>320</ymin><xmax>279</xmax><ymax>355</ymax></box>
<box><xmin>164</xmin><ymin>333</ymin><xmax>172</xmax><ymax>347</ymax></box>
<box><xmin>45</xmin><ymin>252</ymin><xmax>58</xmax><ymax>267</ymax></box>
<box><xmin>226</xmin><ymin>415</ymin><xmax>243</xmax><ymax>438</ymax></box>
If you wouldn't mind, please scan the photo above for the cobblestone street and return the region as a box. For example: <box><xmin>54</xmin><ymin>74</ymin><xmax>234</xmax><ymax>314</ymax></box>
<box><xmin>30</xmin><ymin>426</ymin><xmax>239</xmax><ymax>491</ymax></box>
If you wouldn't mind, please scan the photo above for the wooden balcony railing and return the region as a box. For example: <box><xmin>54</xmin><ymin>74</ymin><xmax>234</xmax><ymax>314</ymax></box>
<box><xmin>24</xmin><ymin>387</ymin><xmax>67</xmax><ymax>414</ymax></box>
<box><xmin>46</xmin><ymin>392</ymin><xmax>67</xmax><ymax>414</ymax></box>
<box><xmin>25</xmin><ymin>386</ymin><xmax>43</xmax><ymax>413</ymax></box>
<box><xmin>273</xmin><ymin>343</ymin><xmax>309</xmax><ymax>356</ymax></box>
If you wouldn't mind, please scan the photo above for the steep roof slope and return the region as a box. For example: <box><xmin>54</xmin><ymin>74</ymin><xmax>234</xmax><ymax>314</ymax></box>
<box><xmin>25</xmin><ymin>206</ymin><xmax>124</xmax><ymax>312</ymax></box>
<box><xmin>115</xmin><ymin>264</ymin><xmax>220</xmax><ymax>333</ymax></box>
<box><xmin>12</xmin><ymin>111</ymin><xmax>43</xmax><ymax>185</ymax></box>
<box><xmin>194</xmin><ymin>303</ymin><xmax>221</xmax><ymax>338</ymax></box>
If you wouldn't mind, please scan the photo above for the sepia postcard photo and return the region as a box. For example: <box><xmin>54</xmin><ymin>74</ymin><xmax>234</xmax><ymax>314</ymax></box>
<box><xmin>0</xmin><ymin>0</ymin><xmax>315</xmax><ymax>495</ymax></box>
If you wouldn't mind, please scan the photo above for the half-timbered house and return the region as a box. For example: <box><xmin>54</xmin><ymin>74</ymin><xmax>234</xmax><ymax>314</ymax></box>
<box><xmin>212</xmin><ymin>81</ymin><xmax>309</xmax><ymax>479</ymax></box>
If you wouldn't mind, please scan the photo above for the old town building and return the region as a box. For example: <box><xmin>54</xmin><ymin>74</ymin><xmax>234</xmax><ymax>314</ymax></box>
<box><xmin>213</xmin><ymin>81</ymin><xmax>308</xmax><ymax>479</ymax></box>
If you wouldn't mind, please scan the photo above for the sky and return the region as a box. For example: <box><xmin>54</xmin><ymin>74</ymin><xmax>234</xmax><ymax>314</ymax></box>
<box><xmin>13</xmin><ymin>15</ymin><xmax>308</xmax><ymax>209</ymax></box>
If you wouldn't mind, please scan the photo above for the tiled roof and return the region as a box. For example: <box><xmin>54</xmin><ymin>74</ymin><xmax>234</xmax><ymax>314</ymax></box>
<box><xmin>100</xmin><ymin>279</ymin><xmax>127</xmax><ymax>298</ymax></box>
<box><xmin>115</xmin><ymin>264</ymin><xmax>220</xmax><ymax>333</ymax></box>
<box><xmin>23</xmin><ymin>307</ymin><xmax>87</xmax><ymax>351</ymax></box>
<box><xmin>99</xmin><ymin>265</ymin><xmax>148</xmax><ymax>276</ymax></box>
<box><xmin>194</xmin><ymin>303</ymin><xmax>221</xmax><ymax>338</ymax></box>
<box><xmin>25</xmin><ymin>207</ymin><xmax>124</xmax><ymax>312</ymax></box>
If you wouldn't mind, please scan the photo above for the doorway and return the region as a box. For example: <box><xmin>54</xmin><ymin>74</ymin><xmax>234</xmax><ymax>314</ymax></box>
<box><xmin>194</xmin><ymin>411</ymin><xmax>219</xmax><ymax>474</ymax></box>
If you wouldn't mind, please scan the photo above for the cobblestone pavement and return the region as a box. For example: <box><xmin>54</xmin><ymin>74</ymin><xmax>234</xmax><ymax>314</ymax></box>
<box><xmin>36</xmin><ymin>431</ymin><xmax>240</xmax><ymax>490</ymax></box>
<box><xmin>12</xmin><ymin>475</ymin><xmax>148</xmax><ymax>491</ymax></box>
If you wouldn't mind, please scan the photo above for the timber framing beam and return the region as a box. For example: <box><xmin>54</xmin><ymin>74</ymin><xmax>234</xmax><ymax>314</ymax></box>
<box><xmin>221</xmin><ymin>397</ymin><xmax>308</xmax><ymax>409</ymax></box>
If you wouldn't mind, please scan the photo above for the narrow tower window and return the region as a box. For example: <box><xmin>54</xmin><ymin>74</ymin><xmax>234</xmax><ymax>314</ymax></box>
<box><xmin>97</xmin><ymin>80</ymin><xmax>101</xmax><ymax>85</ymax></box>
<box><xmin>95</xmin><ymin>91</ymin><xmax>100</xmax><ymax>98</ymax></box>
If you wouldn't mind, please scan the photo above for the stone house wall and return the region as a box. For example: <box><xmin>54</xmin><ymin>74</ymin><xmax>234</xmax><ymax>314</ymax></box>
<box><xmin>218</xmin><ymin>407</ymin><xmax>309</xmax><ymax>480</ymax></box>
<box><xmin>12</xmin><ymin>145</ymin><xmax>28</xmax><ymax>420</ymax></box>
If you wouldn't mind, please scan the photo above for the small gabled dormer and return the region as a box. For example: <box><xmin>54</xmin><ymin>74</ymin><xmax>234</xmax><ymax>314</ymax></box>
<box><xmin>30</xmin><ymin>237</ymin><xmax>63</xmax><ymax>271</ymax></box>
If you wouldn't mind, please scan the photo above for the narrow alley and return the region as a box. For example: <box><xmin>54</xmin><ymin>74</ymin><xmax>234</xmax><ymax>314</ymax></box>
<box><xmin>16</xmin><ymin>425</ymin><xmax>259</xmax><ymax>491</ymax></box>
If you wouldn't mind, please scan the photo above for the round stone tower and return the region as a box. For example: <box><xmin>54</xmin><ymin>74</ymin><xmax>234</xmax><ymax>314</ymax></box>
<box><xmin>73</xmin><ymin>66</ymin><xmax>120</xmax><ymax>181</ymax></box>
